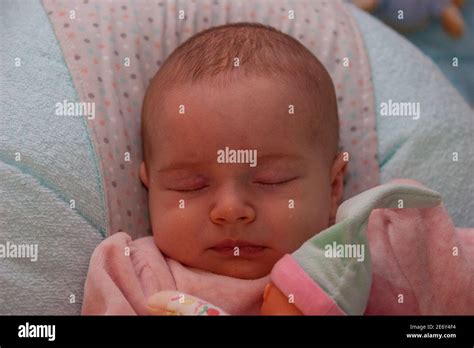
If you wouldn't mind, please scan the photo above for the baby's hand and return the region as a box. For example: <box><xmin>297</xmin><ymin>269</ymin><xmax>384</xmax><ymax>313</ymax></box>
<box><xmin>147</xmin><ymin>291</ymin><xmax>228</xmax><ymax>316</ymax></box>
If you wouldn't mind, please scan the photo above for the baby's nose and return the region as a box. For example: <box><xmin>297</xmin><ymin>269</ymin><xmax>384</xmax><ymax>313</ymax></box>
<box><xmin>210</xmin><ymin>200</ymin><xmax>256</xmax><ymax>225</ymax></box>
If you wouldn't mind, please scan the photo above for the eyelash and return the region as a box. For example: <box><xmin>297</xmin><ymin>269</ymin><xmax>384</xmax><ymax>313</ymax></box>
<box><xmin>169</xmin><ymin>178</ymin><xmax>297</xmax><ymax>193</ymax></box>
<box><xmin>255</xmin><ymin>178</ymin><xmax>296</xmax><ymax>186</ymax></box>
<box><xmin>172</xmin><ymin>186</ymin><xmax>208</xmax><ymax>193</ymax></box>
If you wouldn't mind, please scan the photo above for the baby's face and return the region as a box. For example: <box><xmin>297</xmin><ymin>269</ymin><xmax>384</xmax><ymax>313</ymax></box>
<box><xmin>141</xmin><ymin>77</ymin><xmax>343</xmax><ymax>279</ymax></box>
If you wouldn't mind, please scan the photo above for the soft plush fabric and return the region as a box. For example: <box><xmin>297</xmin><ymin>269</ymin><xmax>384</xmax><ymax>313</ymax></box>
<box><xmin>271</xmin><ymin>180</ymin><xmax>474</xmax><ymax>315</ymax></box>
<box><xmin>351</xmin><ymin>5</ymin><xmax>474</xmax><ymax>227</ymax></box>
<box><xmin>372</xmin><ymin>0</ymin><xmax>451</xmax><ymax>28</ymax></box>
<box><xmin>0</xmin><ymin>0</ymin><xmax>106</xmax><ymax>314</ymax></box>
<box><xmin>81</xmin><ymin>232</ymin><xmax>269</xmax><ymax>315</ymax></box>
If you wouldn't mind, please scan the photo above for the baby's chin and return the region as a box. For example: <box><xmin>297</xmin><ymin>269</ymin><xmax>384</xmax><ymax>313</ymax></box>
<box><xmin>205</xmin><ymin>262</ymin><xmax>272</xmax><ymax>280</ymax></box>
<box><xmin>159</xmin><ymin>242</ymin><xmax>284</xmax><ymax>279</ymax></box>
<box><xmin>189</xmin><ymin>250</ymin><xmax>282</xmax><ymax>280</ymax></box>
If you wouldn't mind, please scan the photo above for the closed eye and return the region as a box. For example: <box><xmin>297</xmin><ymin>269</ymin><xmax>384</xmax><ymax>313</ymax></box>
<box><xmin>170</xmin><ymin>185</ymin><xmax>208</xmax><ymax>193</ymax></box>
<box><xmin>255</xmin><ymin>177</ymin><xmax>298</xmax><ymax>186</ymax></box>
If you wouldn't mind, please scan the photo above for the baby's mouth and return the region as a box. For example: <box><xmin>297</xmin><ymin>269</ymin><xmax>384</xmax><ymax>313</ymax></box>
<box><xmin>209</xmin><ymin>239</ymin><xmax>266</xmax><ymax>257</ymax></box>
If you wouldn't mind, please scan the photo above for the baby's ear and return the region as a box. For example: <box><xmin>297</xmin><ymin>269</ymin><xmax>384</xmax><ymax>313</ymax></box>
<box><xmin>140</xmin><ymin>162</ymin><xmax>149</xmax><ymax>188</ymax></box>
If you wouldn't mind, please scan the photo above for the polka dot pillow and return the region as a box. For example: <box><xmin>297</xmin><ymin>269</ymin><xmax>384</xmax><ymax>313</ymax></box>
<box><xmin>42</xmin><ymin>0</ymin><xmax>378</xmax><ymax>238</ymax></box>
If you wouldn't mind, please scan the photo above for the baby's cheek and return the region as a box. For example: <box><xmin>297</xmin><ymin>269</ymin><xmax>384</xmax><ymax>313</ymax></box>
<box><xmin>267</xmin><ymin>194</ymin><xmax>330</xmax><ymax>253</ymax></box>
<box><xmin>150</xmin><ymin>201</ymin><xmax>202</xmax><ymax>261</ymax></box>
<box><xmin>300</xmin><ymin>198</ymin><xmax>332</xmax><ymax>242</ymax></box>
<box><xmin>153</xmin><ymin>225</ymin><xmax>198</xmax><ymax>264</ymax></box>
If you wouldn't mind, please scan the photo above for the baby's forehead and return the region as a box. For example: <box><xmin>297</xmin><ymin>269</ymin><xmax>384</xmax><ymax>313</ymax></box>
<box><xmin>142</xmin><ymin>25</ymin><xmax>338</xmax><ymax>168</ymax></box>
<box><xmin>148</xmin><ymin>77</ymin><xmax>322</xmax><ymax>141</ymax></box>
<box><xmin>160</xmin><ymin>76</ymin><xmax>317</xmax><ymax>115</ymax></box>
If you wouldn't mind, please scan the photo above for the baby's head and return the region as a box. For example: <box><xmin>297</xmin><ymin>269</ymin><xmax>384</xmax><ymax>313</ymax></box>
<box><xmin>140</xmin><ymin>23</ymin><xmax>346</xmax><ymax>279</ymax></box>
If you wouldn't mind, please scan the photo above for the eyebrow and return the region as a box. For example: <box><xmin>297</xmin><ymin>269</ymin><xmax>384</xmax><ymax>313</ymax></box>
<box><xmin>257</xmin><ymin>154</ymin><xmax>303</xmax><ymax>163</ymax></box>
<box><xmin>156</xmin><ymin>160</ymin><xmax>212</xmax><ymax>173</ymax></box>
<box><xmin>156</xmin><ymin>153</ymin><xmax>304</xmax><ymax>173</ymax></box>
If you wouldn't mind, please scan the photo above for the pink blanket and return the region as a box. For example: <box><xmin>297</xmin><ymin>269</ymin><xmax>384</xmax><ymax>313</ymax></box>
<box><xmin>82</xmin><ymin>185</ymin><xmax>474</xmax><ymax>315</ymax></box>
<box><xmin>365</xmin><ymin>207</ymin><xmax>474</xmax><ymax>314</ymax></box>
<box><xmin>81</xmin><ymin>232</ymin><xmax>269</xmax><ymax>315</ymax></box>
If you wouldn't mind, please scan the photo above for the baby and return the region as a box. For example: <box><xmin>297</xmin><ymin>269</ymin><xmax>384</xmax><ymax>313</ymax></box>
<box><xmin>82</xmin><ymin>22</ymin><xmax>346</xmax><ymax>315</ymax></box>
